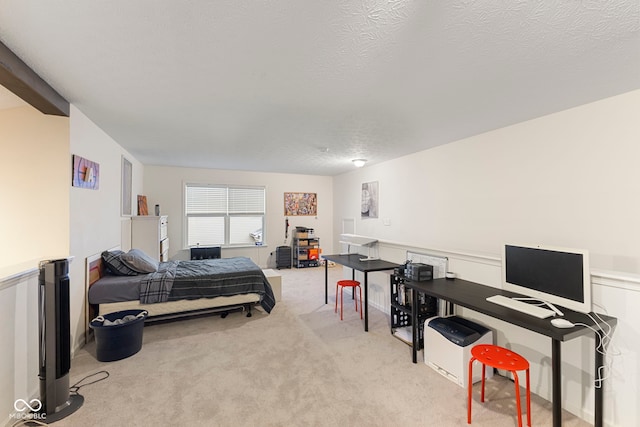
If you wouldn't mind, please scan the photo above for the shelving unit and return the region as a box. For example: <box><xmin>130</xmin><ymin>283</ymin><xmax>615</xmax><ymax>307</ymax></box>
<box><xmin>390</xmin><ymin>273</ymin><xmax>438</xmax><ymax>349</ymax></box>
<box><xmin>292</xmin><ymin>227</ymin><xmax>320</xmax><ymax>268</ymax></box>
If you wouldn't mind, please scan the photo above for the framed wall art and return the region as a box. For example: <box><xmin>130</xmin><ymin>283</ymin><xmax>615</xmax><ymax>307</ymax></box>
<box><xmin>137</xmin><ymin>195</ymin><xmax>149</xmax><ymax>215</ymax></box>
<box><xmin>121</xmin><ymin>156</ymin><xmax>132</xmax><ymax>216</ymax></box>
<box><xmin>361</xmin><ymin>181</ymin><xmax>378</xmax><ymax>218</ymax></box>
<box><xmin>71</xmin><ymin>155</ymin><xmax>99</xmax><ymax>190</ymax></box>
<box><xmin>284</xmin><ymin>192</ymin><xmax>317</xmax><ymax>216</ymax></box>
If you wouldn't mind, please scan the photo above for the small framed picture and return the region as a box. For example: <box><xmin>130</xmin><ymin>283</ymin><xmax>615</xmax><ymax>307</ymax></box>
<box><xmin>137</xmin><ymin>195</ymin><xmax>149</xmax><ymax>215</ymax></box>
<box><xmin>72</xmin><ymin>155</ymin><xmax>99</xmax><ymax>190</ymax></box>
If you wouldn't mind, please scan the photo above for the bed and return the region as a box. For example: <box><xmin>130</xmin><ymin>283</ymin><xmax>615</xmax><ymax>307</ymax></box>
<box><xmin>85</xmin><ymin>248</ymin><xmax>276</xmax><ymax>340</ymax></box>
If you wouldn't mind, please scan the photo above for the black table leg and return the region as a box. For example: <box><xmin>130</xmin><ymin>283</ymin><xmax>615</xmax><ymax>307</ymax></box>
<box><xmin>552</xmin><ymin>339</ymin><xmax>561</xmax><ymax>427</ymax></box>
<box><xmin>352</xmin><ymin>269</ymin><xmax>356</xmax><ymax>300</ymax></box>
<box><xmin>411</xmin><ymin>288</ymin><xmax>418</xmax><ymax>363</ymax></box>
<box><xmin>364</xmin><ymin>273</ymin><xmax>369</xmax><ymax>332</ymax></box>
<box><xmin>595</xmin><ymin>330</ymin><xmax>604</xmax><ymax>427</ymax></box>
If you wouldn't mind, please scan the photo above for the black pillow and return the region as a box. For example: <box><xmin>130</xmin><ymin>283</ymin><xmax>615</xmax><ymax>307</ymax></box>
<box><xmin>101</xmin><ymin>250</ymin><xmax>139</xmax><ymax>276</ymax></box>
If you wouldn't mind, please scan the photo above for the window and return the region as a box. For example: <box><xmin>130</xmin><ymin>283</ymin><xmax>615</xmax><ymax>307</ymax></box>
<box><xmin>185</xmin><ymin>184</ymin><xmax>265</xmax><ymax>247</ymax></box>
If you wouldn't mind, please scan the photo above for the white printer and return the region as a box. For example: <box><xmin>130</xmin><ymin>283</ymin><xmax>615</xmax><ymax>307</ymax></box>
<box><xmin>424</xmin><ymin>316</ymin><xmax>493</xmax><ymax>389</ymax></box>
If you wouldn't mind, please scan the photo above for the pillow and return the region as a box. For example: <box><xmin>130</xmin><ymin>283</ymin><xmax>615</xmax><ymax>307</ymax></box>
<box><xmin>101</xmin><ymin>250</ymin><xmax>139</xmax><ymax>276</ymax></box>
<box><xmin>120</xmin><ymin>249</ymin><xmax>159</xmax><ymax>274</ymax></box>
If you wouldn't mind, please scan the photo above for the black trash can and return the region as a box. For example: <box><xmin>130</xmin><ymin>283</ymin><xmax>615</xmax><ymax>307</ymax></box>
<box><xmin>90</xmin><ymin>310</ymin><xmax>147</xmax><ymax>362</ymax></box>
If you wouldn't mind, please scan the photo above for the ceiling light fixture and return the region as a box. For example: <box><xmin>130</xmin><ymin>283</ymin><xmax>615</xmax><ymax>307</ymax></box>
<box><xmin>352</xmin><ymin>159</ymin><xmax>367</xmax><ymax>168</ymax></box>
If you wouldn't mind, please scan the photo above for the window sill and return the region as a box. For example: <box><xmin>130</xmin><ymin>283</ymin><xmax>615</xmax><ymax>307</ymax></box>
<box><xmin>186</xmin><ymin>244</ymin><xmax>269</xmax><ymax>250</ymax></box>
<box><xmin>225</xmin><ymin>244</ymin><xmax>269</xmax><ymax>249</ymax></box>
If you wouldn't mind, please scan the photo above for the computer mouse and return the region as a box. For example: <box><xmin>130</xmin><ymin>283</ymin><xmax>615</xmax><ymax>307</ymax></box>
<box><xmin>551</xmin><ymin>318</ymin><xmax>575</xmax><ymax>328</ymax></box>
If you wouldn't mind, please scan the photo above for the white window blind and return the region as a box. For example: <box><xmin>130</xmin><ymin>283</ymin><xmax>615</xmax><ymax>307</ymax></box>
<box><xmin>230</xmin><ymin>216</ymin><xmax>263</xmax><ymax>245</ymax></box>
<box><xmin>187</xmin><ymin>217</ymin><xmax>225</xmax><ymax>246</ymax></box>
<box><xmin>186</xmin><ymin>186</ymin><xmax>227</xmax><ymax>214</ymax></box>
<box><xmin>185</xmin><ymin>184</ymin><xmax>265</xmax><ymax>247</ymax></box>
<box><xmin>229</xmin><ymin>187</ymin><xmax>265</xmax><ymax>213</ymax></box>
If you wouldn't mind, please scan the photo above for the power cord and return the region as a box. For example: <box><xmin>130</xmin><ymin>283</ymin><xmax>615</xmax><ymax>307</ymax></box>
<box><xmin>11</xmin><ymin>420</ymin><xmax>48</xmax><ymax>427</ymax></box>
<box><xmin>573</xmin><ymin>306</ymin><xmax>621</xmax><ymax>389</ymax></box>
<box><xmin>516</xmin><ymin>300</ymin><xmax>620</xmax><ymax>389</ymax></box>
<box><xmin>70</xmin><ymin>370</ymin><xmax>110</xmax><ymax>395</ymax></box>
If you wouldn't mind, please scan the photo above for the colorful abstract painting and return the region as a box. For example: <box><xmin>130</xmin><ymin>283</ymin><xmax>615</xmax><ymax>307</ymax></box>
<box><xmin>284</xmin><ymin>192</ymin><xmax>317</xmax><ymax>216</ymax></box>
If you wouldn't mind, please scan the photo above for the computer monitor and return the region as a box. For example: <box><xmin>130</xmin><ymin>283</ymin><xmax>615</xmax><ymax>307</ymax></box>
<box><xmin>502</xmin><ymin>244</ymin><xmax>592</xmax><ymax>314</ymax></box>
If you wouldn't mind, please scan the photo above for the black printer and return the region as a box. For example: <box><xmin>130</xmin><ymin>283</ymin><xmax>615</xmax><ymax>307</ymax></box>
<box><xmin>427</xmin><ymin>316</ymin><xmax>491</xmax><ymax>347</ymax></box>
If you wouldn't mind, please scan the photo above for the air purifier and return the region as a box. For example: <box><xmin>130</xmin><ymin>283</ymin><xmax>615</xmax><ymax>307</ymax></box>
<box><xmin>38</xmin><ymin>258</ymin><xmax>83</xmax><ymax>422</ymax></box>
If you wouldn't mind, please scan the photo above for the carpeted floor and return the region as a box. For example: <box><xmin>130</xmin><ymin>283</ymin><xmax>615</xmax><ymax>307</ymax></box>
<box><xmin>52</xmin><ymin>266</ymin><xmax>590</xmax><ymax>427</ymax></box>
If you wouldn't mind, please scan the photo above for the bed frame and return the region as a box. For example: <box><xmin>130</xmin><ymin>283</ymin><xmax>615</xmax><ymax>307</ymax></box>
<box><xmin>85</xmin><ymin>249</ymin><xmax>267</xmax><ymax>342</ymax></box>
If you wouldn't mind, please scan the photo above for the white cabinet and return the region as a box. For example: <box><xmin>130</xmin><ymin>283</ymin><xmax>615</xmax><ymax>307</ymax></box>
<box><xmin>131</xmin><ymin>215</ymin><xmax>169</xmax><ymax>262</ymax></box>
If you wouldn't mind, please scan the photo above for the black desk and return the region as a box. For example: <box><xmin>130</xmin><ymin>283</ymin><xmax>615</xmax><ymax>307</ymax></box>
<box><xmin>404</xmin><ymin>277</ymin><xmax>616</xmax><ymax>427</ymax></box>
<box><xmin>323</xmin><ymin>254</ymin><xmax>400</xmax><ymax>332</ymax></box>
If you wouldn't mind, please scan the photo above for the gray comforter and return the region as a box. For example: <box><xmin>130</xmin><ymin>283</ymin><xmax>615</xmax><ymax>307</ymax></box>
<box><xmin>139</xmin><ymin>257</ymin><xmax>276</xmax><ymax>313</ymax></box>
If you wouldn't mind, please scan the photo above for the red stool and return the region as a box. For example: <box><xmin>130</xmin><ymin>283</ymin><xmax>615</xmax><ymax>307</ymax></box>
<box><xmin>335</xmin><ymin>280</ymin><xmax>362</xmax><ymax>320</ymax></box>
<box><xmin>467</xmin><ymin>344</ymin><xmax>531</xmax><ymax>427</ymax></box>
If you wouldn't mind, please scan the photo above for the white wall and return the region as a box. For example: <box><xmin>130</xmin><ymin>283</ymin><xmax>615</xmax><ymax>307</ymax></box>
<box><xmin>0</xmin><ymin>105</ymin><xmax>69</xmax><ymax>425</ymax></box>
<box><xmin>332</xmin><ymin>90</ymin><xmax>640</xmax><ymax>426</ymax></box>
<box><xmin>68</xmin><ymin>105</ymin><xmax>144</xmax><ymax>351</ymax></box>
<box><xmin>142</xmin><ymin>166</ymin><xmax>333</xmax><ymax>267</ymax></box>
<box><xmin>336</xmin><ymin>90</ymin><xmax>640</xmax><ymax>273</ymax></box>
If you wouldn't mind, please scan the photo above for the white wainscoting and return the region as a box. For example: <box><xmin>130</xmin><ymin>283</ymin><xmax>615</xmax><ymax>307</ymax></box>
<box><xmin>1</xmin><ymin>265</ymin><xmax>40</xmax><ymax>427</ymax></box>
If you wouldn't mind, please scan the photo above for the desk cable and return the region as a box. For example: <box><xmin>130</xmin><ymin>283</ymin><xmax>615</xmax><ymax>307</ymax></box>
<box><xmin>572</xmin><ymin>306</ymin><xmax>620</xmax><ymax>389</ymax></box>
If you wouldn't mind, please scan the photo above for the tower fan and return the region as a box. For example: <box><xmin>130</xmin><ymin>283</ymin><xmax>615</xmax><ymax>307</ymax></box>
<box><xmin>38</xmin><ymin>258</ymin><xmax>83</xmax><ymax>422</ymax></box>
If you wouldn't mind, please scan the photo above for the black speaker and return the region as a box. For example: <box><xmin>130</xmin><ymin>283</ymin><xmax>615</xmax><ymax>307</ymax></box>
<box><xmin>38</xmin><ymin>258</ymin><xmax>83</xmax><ymax>422</ymax></box>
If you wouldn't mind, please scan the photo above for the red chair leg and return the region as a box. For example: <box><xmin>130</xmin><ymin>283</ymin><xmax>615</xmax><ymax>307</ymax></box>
<box><xmin>480</xmin><ymin>363</ymin><xmax>486</xmax><ymax>402</ymax></box>
<box><xmin>526</xmin><ymin>368</ymin><xmax>531</xmax><ymax>427</ymax></box>
<box><xmin>340</xmin><ymin>286</ymin><xmax>344</xmax><ymax>320</ymax></box>
<box><xmin>335</xmin><ymin>283</ymin><xmax>338</xmax><ymax>313</ymax></box>
<box><xmin>467</xmin><ymin>357</ymin><xmax>475</xmax><ymax>424</ymax></box>
<box><xmin>513</xmin><ymin>371</ymin><xmax>523</xmax><ymax>427</ymax></box>
<box><xmin>358</xmin><ymin>285</ymin><xmax>363</xmax><ymax>319</ymax></box>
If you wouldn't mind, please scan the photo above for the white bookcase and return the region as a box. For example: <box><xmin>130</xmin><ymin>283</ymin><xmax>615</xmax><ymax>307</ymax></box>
<box><xmin>131</xmin><ymin>215</ymin><xmax>169</xmax><ymax>262</ymax></box>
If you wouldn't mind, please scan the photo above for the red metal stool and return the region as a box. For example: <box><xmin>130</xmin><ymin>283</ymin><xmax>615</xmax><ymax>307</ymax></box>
<box><xmin>467</xmin><ymin>344</ymin><xmax>531</xmax><ymax>427</ymax></box>
<box><xmin>335</xmin><ymin>280</ymin><xmax>362</xmax><ymax>320</ymax></box>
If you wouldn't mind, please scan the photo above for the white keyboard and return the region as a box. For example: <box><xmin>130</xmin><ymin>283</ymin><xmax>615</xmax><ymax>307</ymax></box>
<box><xmin>486</xmin><ymin>294</ymin><xmax>555</xmax><ymax>319</ymax></box>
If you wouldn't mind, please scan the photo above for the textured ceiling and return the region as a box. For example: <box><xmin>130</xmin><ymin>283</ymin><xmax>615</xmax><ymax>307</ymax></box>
<box><xmin>1</xmin><ymin>1</ymin><xmax>638</xmax><ymax>176</ymax></box>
